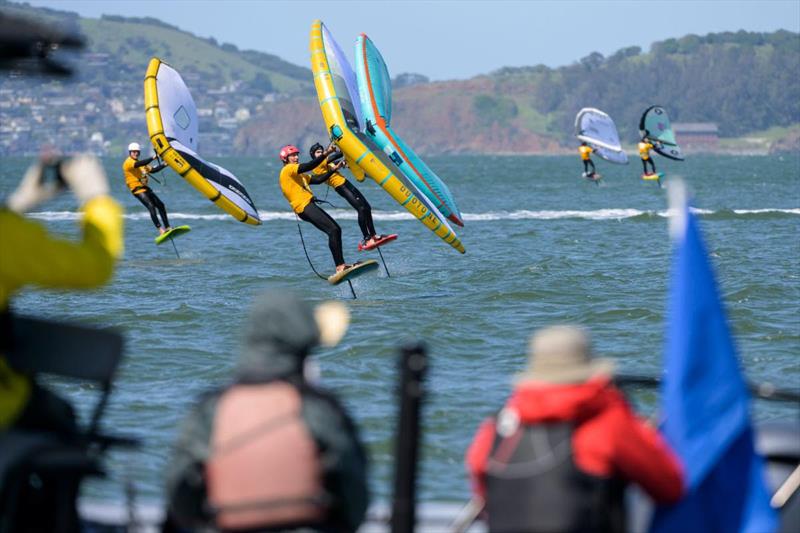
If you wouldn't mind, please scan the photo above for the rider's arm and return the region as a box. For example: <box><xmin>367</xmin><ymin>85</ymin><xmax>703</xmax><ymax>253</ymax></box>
<box><xmin>297</xmin><ymin>153</ymin><xmax>329</xmax><ymax>174</ymax></box>
<box><xmin>133</xmin><ymin>157</ymin><xmax>155</xmax><ymax>168</ymax></box>
<box><xmin>0</xmin><ymin>196</ymin><xmax>123</xmax><ymax>293</ymax></box>
<box><xmin>309</xmin><ymin>163</ymin><xmax>344</xmax><ymax>185</ymax></box>
<box><xmin>149</xmin><ymin>162</ymin><xmax>168</xmax><ymax>174</ymax></box>
<box><xmin>309</xmin><ymin>170</ymin><xmax>336</xmax><ymax>185</ymax></box>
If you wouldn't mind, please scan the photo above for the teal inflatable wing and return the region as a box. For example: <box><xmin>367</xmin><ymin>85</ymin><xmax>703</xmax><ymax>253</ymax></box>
<box><xmin>639</xmin><ymin>105</ymin><xmax>684</xmax><ymax>161</ymax></box>
<box><xmin>354</xmin><ymin>34</ymin><xmax>464</xmax><ymax>227</ymax></box>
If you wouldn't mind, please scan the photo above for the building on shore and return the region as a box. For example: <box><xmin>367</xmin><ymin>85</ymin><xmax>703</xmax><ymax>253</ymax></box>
<box><xmin>673</xmin><ymin>123</ymin><xmax>719</xmax><ymax>152</ymax></box>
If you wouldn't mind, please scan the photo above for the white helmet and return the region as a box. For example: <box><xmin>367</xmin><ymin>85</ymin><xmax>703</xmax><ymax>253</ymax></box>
<box><xmin>127</xmin><ymin>142</ymin><xmax>141</xmax><ymax>152</ymax></box>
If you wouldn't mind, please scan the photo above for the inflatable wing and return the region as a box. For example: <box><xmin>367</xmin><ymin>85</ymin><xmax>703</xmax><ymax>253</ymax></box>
<box><xmin>144</xmin><ymin>58</ymin><xmax>261</xmax><ymax>224</ymax></box>
<box><xmin>309</xmin><ymin>21</ymin><xmax>464</xmax><ymax>253</ymax></box>
<box><xmin>574</xmin><ymin>107</ymin><xmax>628</xmax><ymax>164</ymax></box>
<box><xmin>639</xmin><ymin>105</ymin><xmax>684</xmax><ymax>161</ymax></box>
<box><xmin>355</xmin><ymin>34</ymin><xmax>464</xmax><ymax>226</ymax></box>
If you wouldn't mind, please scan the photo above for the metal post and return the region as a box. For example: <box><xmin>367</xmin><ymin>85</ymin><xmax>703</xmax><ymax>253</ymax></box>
<box><xmin>390</xmin><ymin>342</ymin><xmax>428</xmax><ymax>533</ymax></box>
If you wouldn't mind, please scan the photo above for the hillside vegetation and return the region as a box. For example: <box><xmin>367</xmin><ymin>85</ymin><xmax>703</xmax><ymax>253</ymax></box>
<box><xmin>501</xmin><ymin>31</ymin><xmax>800</xmax><ymax>143</ymax></box>
<box><xmin>241</xmin><ymin>30</ymin><xmax>799</xmax><ymax>154</ymax></box>
<box><xmin>2</xmin><ymin>1</ymin><xmax>798</xmax><ymax>155</ymax></box>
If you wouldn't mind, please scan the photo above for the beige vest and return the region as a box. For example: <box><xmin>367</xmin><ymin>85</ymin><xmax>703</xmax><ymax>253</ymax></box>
<box><xmin>207</xmin><ymin>382</ymin><xmax>326</xmax><ymax>530</ymax></box>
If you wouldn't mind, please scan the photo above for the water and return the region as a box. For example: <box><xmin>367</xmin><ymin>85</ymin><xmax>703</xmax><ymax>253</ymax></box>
<box><xmin>2</xmin><ymin>154</ymin><xmax>798</xmax><ymax>505</ymax></box>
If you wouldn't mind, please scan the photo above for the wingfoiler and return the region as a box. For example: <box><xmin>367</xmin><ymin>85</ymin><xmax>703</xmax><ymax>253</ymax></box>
<box><xmin>575</xmin><ymin>107</ymin><xmax>629</xmax><ymax>165</ymax></box>
<box><xmin>309</xmin><ymin>21</ymin><xmax>465</xmax><ymax>254</ymax></box>
<box><xmin>639</xmin><ymin>105</ymin><xmax>684</xmax><ymax>161</ymax></box>
<box><xmin>144</xmin><ymin>58</ymin><xmax>261</xmax><ymax>225</ymax></box>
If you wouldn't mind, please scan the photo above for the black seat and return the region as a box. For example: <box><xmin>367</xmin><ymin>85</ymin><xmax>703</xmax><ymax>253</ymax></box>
<box><xmin>1</xmin><ymin>314</ymin><xmax>134</xmax><ymax>532</ymax></box>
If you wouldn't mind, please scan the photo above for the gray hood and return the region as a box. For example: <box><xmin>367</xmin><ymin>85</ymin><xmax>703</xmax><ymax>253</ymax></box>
<box><xmin>236</xmin><ymin>290</ymin><xmax>320</xmax><ymax>381</ymax></box>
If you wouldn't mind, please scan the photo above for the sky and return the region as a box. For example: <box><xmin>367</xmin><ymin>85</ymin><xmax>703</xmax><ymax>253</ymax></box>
<box><xmin>25</xmin><ymin>0</ymin><xmax>800</xmax><ymax>80</ymax></box>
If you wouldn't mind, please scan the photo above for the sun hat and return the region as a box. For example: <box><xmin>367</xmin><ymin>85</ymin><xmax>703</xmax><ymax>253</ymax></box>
<box><xmin>515</xmin><ymin>325</ymin><xmax>614</xmax><ymax>384</ymax></box>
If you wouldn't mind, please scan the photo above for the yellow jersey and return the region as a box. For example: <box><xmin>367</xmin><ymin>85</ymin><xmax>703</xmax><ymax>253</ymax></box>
<box><xmin>279</xmin><ymin>163</ymin><xmax>314</xmax><ymax>214</ymax></box>
<box><xmin>579</xmin><ymin>145</ymin><xmax>593</xmax><ymax>161</ymax></box>
<box><xmin>638</xmin><ymin>141</ymin><xmax>653</xmax><ymax>160</ymax></box>
<box><xmin>0</xmin><ymin>195</ymin><xmax>123</xmax><ymax>427</ymax></box>
<box><xmin>123</xmin><ymin>156</ymin><xmax>151</xmax><ymax>194</ymax></box>
<box><xmin>311</xmin><ymin>160</ymin><xmax>346</xmax><ymax>189</ymax></box>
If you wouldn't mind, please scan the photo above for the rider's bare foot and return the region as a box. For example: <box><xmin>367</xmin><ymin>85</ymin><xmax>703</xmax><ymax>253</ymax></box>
<box><xmin>365</xmin><ymin>235</ymin><xmax>386</xmax><ymax>247</ymax></box>
<box><xmin>158</xmin><ymin>227</ymin><xmax>167</xmax><ymax>235</ymax></box>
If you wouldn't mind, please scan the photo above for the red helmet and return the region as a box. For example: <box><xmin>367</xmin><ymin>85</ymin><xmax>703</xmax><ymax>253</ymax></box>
<box><xmin>279</xmin><ymin>144</ymin><xmax>300</xmax><ymax>161</ymax></box>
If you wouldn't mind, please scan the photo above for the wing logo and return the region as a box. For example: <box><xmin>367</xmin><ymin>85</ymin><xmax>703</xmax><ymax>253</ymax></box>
<box><xmin>173</xmin><ymin>106</ymin><xmax>191</xmax><ymax>130</ymax></box>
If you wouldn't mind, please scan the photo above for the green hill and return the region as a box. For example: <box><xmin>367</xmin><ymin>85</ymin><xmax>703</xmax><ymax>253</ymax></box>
<box><xmin>1</xmin><ymin>1</ymin><xmax>797</xmax><ymax>156</ymax></box>
<box><xmin>2</xmin><ymin>1</ymin><xmax>311</xmax><ymax>94</ymax></box>
<box><xmin>492</xmin><ymin>30</ymin><xmax>800</xmax><ymax>143</ymax></box>
<box><xmin>240</xmin><ymin>30</ymin><xmax>800</xmax><ymax>154</ymax></box>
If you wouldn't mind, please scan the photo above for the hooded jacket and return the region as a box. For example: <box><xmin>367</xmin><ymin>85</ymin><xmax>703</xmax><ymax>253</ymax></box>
<box><xmin>466</xmin><ymin>377</ymin><xmax>683</xmax><ymax>505</ymax></box>
<box><xmin>166</xmin><ymin>292</ymin><xmax>369</xmax><ymax>532</ymax></box>
<box><xmin>1</xmin><ymin>195</ymin><xmax>122</xmax><ymax>428</ymax></box>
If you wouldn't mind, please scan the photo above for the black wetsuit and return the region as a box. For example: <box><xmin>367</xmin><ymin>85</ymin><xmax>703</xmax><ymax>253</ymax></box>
<box><xmin>298</xmin><ymin>202</ymin><xmax>344</xmax><ymax>266</ymax></box>
<box><xmin>131</xmin><ymin>158</ymin><xmax>170</xmax><ymax>229</ymax></box>
<box><xmin>642</xmin><ymin>157</ymin><xmax>657</xmax><ymax>174</ymax></box>
<box><xmin>308</xmin><ymin>152</ymin><xmax>377</xmax><ymax>241</ymax></box>
<box><xmin>335</xmin><ymin>181</ymin><xmax>375</xmax><ymax>240</ymax></box>
<box><xmin>297</xmin><ymin>153</ymin><xmax>345</xmax><ymax>266</ymax></box>
<box><xmin>583</xmin><ymin>159</ymin><xmax>597</xmax><ymax>176</ymax></box>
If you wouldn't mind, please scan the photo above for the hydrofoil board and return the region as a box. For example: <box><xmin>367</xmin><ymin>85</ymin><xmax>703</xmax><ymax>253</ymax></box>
<box><xmin>328</xmin><ymin>260</ymin><xmax>379</xmax><ymax>285</ymax></box>
<box><xmin>358</xmin><ymin>234</ymin><xmax>398</xmax><ymax>252</ymax></box>
<box><xmin>155</xmin><ymin>225</ymin><xmax>191</xmax><ymax>245</ymax></box>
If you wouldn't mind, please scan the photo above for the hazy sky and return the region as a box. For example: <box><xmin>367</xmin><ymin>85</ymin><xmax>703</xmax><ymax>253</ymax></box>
<box><xmin>27</xmin><ymin>0</ymin><xmax>800</xmax><ymax>80</ymax></box>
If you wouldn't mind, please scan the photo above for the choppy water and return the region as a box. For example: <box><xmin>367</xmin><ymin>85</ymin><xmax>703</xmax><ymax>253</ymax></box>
<box><xmin>2</xmin><ymin>154</ymin><xmax>799</xmax><ymax>505</ymax></box>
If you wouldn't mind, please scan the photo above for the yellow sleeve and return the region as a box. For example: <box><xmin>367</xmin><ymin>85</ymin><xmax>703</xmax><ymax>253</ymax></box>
<box><xmin>0</xmin><ymin>358</ymin><xmax>31</xmax><ymax>429</ymax></box>
<box><xmin>327</xmin><ymin>170</ymin><xmax>346</xmax><ymax>189</ymax></box>
<box><xmin>311</xmin><ymin>162</ymin><xmax>327</xmax><ymax>176</ymax></box>
<box><xmin>0</xmin><ymin>195</ymin><xmax>124</xmax><ymax>304</ymax></box>
<box><xmin>123</xmin><ymin>157</ymin><xmax>145</xmax><ymax>191</ymax></box>
<box><xmin>284</xmin><ymin>163</ymin><xmax>299</xmax><ymax>179</ymax></box>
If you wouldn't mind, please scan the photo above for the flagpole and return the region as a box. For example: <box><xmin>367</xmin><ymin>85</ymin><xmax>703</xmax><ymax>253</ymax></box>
<box><xmin>771</xmin><ymin>465</ymin><xmax>800</xmax><ymax>509</ymax></box>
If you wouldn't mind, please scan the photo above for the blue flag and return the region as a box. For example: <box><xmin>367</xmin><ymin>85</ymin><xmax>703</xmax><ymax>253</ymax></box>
<box><xmin>650</xmin><ymin>190</ymin><xmax>778</xmax><ymax>533</ymax></box>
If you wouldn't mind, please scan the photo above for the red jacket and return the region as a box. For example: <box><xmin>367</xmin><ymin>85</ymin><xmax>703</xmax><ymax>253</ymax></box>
<box><xmin>466</xmin><ymin>377</ymin><xmax>684</xmax><ymax>504</ymax></box>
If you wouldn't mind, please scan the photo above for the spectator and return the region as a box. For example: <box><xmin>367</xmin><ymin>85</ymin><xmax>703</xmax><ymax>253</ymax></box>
<box><xmin>2</xmin><ymin>154</ymin><xmax>123</xmax><ymax>434</ymax></box>
<box><xmin>166</xmin><ymin>290</ymin><xmax>369</xmax><ymax>532</ymax></box>
<box><xmin>466</xmin><ymin>325</ymin><xmax>683</xmax><ymax>533</ymax></box>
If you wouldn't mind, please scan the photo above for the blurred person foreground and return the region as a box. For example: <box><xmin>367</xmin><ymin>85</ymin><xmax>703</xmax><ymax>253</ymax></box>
<box><xmin>165</xmin><ymin>291</ymin><xmax>369</xmax><ymax>532</ymax></box>
<box><xmin>465</xmin><ymin>326</ymin><xmax>683</xmax><ymax>533</ymax></box>
<box><xmin>0</xmin><ymin>9</ymin><xmax>127</xmax><ymax>532</ymax></box>
<box><xmin>0</xmin><ymin>153</ymin><xmax>125</xmax><ymax>531</ymax></box>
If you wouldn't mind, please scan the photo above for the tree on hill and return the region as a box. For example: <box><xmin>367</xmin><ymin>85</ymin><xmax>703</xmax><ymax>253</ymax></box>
<box><xmin>501</xmin><ymin>30</ymin><xmax>800</xmax><ymax>142</ymax></box>
<box><xmin>393</xmin><ymin>72</ymin><xmax>429</xmax><ymax>88</ymax></box>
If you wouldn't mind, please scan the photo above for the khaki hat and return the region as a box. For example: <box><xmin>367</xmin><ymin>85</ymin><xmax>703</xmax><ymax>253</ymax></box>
<box><xmin>515</xmin><ymin>325</ymin><xmax>614</xmax><ymax>384</ymax></box>
<box><xmin>314</xmin><ymin>300</ymin><xmax>350</xmax><ymax>347</ymax></box>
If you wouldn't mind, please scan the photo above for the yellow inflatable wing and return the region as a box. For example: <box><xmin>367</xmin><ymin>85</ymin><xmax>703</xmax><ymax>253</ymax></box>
<box><xmin>144</xmin><ymin>58</ymin><xmax>261</xmax><ymax>225</ymax></box>
<box><xmin>309</xmin><ymin>21</ymin><xmax>464</xmax><ymax>254</ymax></box>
